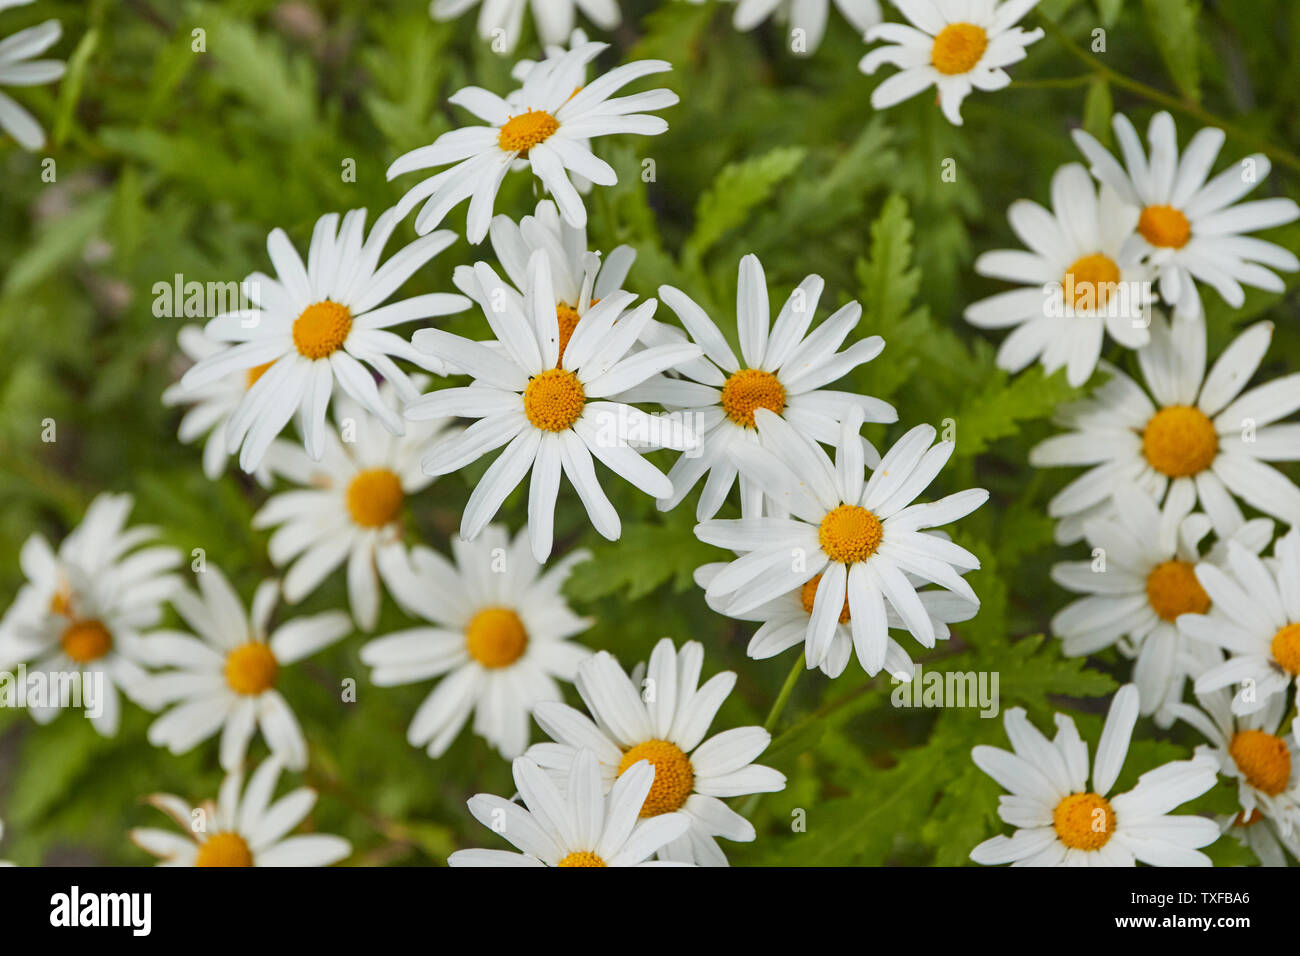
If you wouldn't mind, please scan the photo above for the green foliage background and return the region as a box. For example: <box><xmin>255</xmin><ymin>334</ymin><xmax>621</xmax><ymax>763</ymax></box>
<box><xmin>0</xmin><ymin>0</ymin><xmax>1297</xmax><ymax>866</ymax></box>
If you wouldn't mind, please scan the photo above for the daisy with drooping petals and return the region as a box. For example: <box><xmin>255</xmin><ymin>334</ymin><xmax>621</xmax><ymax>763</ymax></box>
<box><xmin>359</xmin><ymin>526</ymin><xmax>592</xmax><ymax>759</ymax></box>
<box><xmin>1050</xmin><ymin>485</ymin><xmax>1274</xmax><ymax>727</ymax></box>
<box><xmin>1074</xmin><ymin>111</ymin><xmax>1300</xmax><ymax>320</ymax></box>
<box><xmin>971</xmin><ymin>685</ymin><xmax>1221</xmax><ymax>866</ymax></box>
<box><xmin>622</xmin><ymin>253</ymin><xmax>896</xmax><ymax>520</ymax></box>
<box><xmin>254</xmin><ymin>380</ymin><xmax>453</xmax><ymax>632</ymax></box>
<box><xmin>525</xmin><ymin>639</ymin><xmax>785</xmax><ymax>866</ymax></box>
<box><xmin>509</xmin><ymin>32</ymin><xmax>602</xmax><ymax>194</ymax></box>
<box><xmin>728</xmin><ymin>0</ymin><xmax>882</xmax><ymax>54</ymax></box>
<box><xmin>1030</xmin><ymin>313</ymin><xmax>1300</xmax><ymax>545</ymax></box>
<box><xmin>430</xmin><ymin>0</ymin><xmax>620</xmax><ymax>52</ymax></box>
<box><xmin>965</xmin><ymin>162</ymin><xmax>1153</xmax><ymax>386</ymax></box>
<box><xmin>697</xmin><ymin>407</ymin><xmax>987</xmax><ymax>676</ymax></box>
<box><xmin>131</xmin><ymin>757</ymin><xmax>350</xmax><ymax>867</ymax></box>
<box><xmin>0</xmin><ymin>2</ymin><xmax>64</xmax><ymax>151</ymax></box>
<box><xmin>860</xmin><ymin>0</ymin><xmax>1044</xmax><ymax>126</ymax></box>
<box><xmin>405</xmin><ymin>251</ymin><xmax>701</xmax><ymax>562</ymax></box>
<box><xmin>177</xmin><ymin>208</ymin><xmax>471</xmax><ymax>472</ymax></box>
<box><xmin>451</xmin><ymin>749</ymin><xmax>692</xmax><ymax>867</ymax></box>
<box><xmin>387</xmin><ymin>39</ymin><xmax>676</xmax><ymax>243</ymax></box>
<box><xmin>138</xmin><ymin>567</ymin><xmax>352</xmax><ymax>771</ymax></box>
<box><xmin>1217</xmin><ymin>806</ymin><xmax>1300</xmax><ymax>867</ymax></box>
<box><xmin>0</xmin><ymin>493</ymin><xmax>181</xmax><ymax>737</ymax></box>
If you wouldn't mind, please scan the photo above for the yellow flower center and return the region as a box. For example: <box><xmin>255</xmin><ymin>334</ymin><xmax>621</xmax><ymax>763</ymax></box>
<box><xmin>1234</xmin><ymin>808</ymin><xmax>1263</xmax><ymax>828</ymax></box>
<box><xmin>224</xmin><ymin>642</ymin><xmax>279</xmax><ymax>696</ymax></box>
<box><xmin>292</xmin><ymin>301</ymin><xmax>352</xmax><ymax>359</ymax></box>
<box><xmin>1141</xmin><ymin>405</ymin><xmax>1218</xmax><ymax>478</ymax></box>
<box><xmin>1144</xmin><ymin>560</ymin><xmax>1211</xmax><ymax>622</ymax></box>
<box><xmin>1271</xmin><ymin>623</ymin><xmax>1300</xmax><ymax>675</ymax></box>
<box><xmin>497</xmin><ymin>109</ymin><xmax>560</xmax><ymax>156</ymax></box>
<box><xmin>556</xmin><ymin>304</ymin><xmax>582</xmax><ymax>364</ymax></box>
<box><xmin>195</xmin><ymin>831</ymin><xmax>254</xmax><ymax>867</ymax></box>
<box><xmin>617</xmin><ymin>739</ymin><xmax>695</xmax><ymax>817</ymax></box>
<box><xmin>720</xmin><ymin>368</ymin><xmax>787</xmax><ymax>429</ymax></box>
<box><xmin>1137</xmin><ymin>204</ymin><xmax>1192</xmax><ymax>249</ymax></box>
<box><xmin>246</xmin><ymin>361</ymin><xmax>274</xmax><ymax>388</ymax></box>
<box><xmin>1063</xmin><ymin>253</ymin><xmax>1121</xmax><ymax>311</ymax></box>
<box><xmin>799</xmin><ymin>573</ymin><xmax>851</xmax><ymax>624</ymax></box>
<box><xmin>465</xmin><ymin>607</ymin><xmax>528</xmax><ymax>669</ymax></box>
<box><xmin>1052</xmin><ymin>792</ymin><xmax>1115</xmax><ymax>851</ymax></box>
<box><xmin>557</xmin><ymin>851</ymin><xmax>607</xmax><ymax>867</ymax></box>
<box><xmin>60</xmin><ymin>619</ymin><xmax>112</xmax><ymax>664</ymax></box>
<box><xmin>523</xmin><ymin>368</ymin><xmax>586</xmax><ymax>432</ymax></box>
<box><xmin>931</xmin><ymin>22</ymin><xmax>988</xmax><ymax>75</ymax></box>
<box><xmin>818</xmin><ymin>504</ymin><xmax>884</xmax><ymax>564</ymax></box>
<box><xmin>345</xmin><ymin>467</ymin><xmax>404</xmax><ymax>529</ymax></box>
<box><xmin>1229</xmin><ymin>730</ymin><xmax>1292</xmax><ymax>797</ymax></box>
<box><xmin>49</xmin><ymin>588</ymin><xmax>72</xmax><ymax>617</ymax></box>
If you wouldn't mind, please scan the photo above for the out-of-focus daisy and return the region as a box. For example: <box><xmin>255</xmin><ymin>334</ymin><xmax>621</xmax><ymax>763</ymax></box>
<box><xmin>965</xmin><ymin>163</ymin><xmax>1153</xmax><ymax>386</ymax></box>
<box><xmin>139</xmin><ymin>567</ymin><xmax>352</xmax><ymax>770</ymax></box>
<box><xmin>1050</xmin><ymin>485</ymin><xmax>1273</xmax><ymax>726</ymax></box>
<box><xmin>405</xmin><ymin>251</ymin><xmax>701</xmax><ymax>562</ymax></box>
<box><xmin>1218</xmin><ymin>806</ymin><xmax>1300</xmax><ymax>867</ymax></box>
<box><xmin>971</xmin><ymin>685</ymin><xmax>1221</xmax><ymax>866</ymax></box>
<box><xmin>1073</xmin><ymin>111</ymin><xmax>1300</xmax><ymax>320</ymax></box>
<box><xmin>622</xmin><ymin>254</ymin><xmax>895</xmax><ymax>519</ymax></box>
<box><xmin>130</xmin><ymin>757</ymin><xmax>350</xmax><ymax>867</ymax></box>
<box><xmin>0</xmin><ymin>2</ymin><xmax>64</xmax><ymax>151</ymax></box>
<box><xmin>525</xmin><ymin>639</ymin><xmax>785</xmax><ymax>865</ymax></box>
<box><xmin>178</xmin><ymin>208</ymin><xmax>470</xmax><ymax>472</ymax></box>
<box><xmin>729</xmin><ymin>0</ymin><xmax>882</xmax><ymax>54</ymax></box>
<box><xmin>697</xmin><ymin>407</ymin><xmax>987</xmax><ymax>676</ymax></box>
<box><xmin>253</xmin><ymin>381</ymin><xmax>452</xmax><ymax>632</ymax></box>
<box><xmin>450</xmin><ymin>749</ymin><xmax>692</xmax><ymax>866</ymax></box>
<box><xmin>860</xmin><ymin>0</ymin><xmax>1043</xmax><ymax>126</ymax></box>
<box><xmin>387</xmin><ymin>39</ymin><xmax>676</xmax><ymax>243</ymax></box>
<box><xmin>1185</xmin><ymin>527</ymin><xmax>1300</xmax><ymax>716</ymax></box>
<box><xmin>0</xmin><ymin>493</ymin><xmax>181</xmax><ymax>737</ymax></box>
<box><xmin>359</xmin><ymin>526</ymin><xmax>592</xmax><ymax>758</ymax></box>
<box><xmin>430</xmin><ymin>0</ymin><xmax>621</xmax><ymax>52</ymax></box>
<box><xmin>1030</xmin><ymin>314</ymin><xmax>1300</xmax><ymax>544</ymax></box>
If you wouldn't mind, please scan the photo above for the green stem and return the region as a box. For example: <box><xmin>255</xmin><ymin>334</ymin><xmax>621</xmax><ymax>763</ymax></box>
<box><xmin>764</xmin><ymin>655</ymin><xmax>805</xmax><ymax>734</ymax></box>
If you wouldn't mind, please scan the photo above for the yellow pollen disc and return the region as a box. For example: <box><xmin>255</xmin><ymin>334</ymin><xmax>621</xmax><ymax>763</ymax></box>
<box><xmin>49</xmin><ymin>588</ymin><xmax>73</xmax><ymax>617</ymax></box>
<box><xmin>1138</xmin><ymin>204</ymin><xmax>1192</xmax><ymax>249</ymax></box>
<box><xmin>1141</xmin><ymin>405</ymin><xmax>1218</xmax><ymax>478</ymax></box>
<box><xmin>346</xmin><ymin>467</ymin><xmax>404</xmax><ymax>528</ymax></box>
<box><xmin>1144</xmin><ymin>560</ymin><xmax>1211</xmax><ymax>622</ymax></box>
<box><xmin>292</xmin><ymin>300</ymin><xmax>352</xmax><ymax>359</ymax></box>
<box><xmin>195</xmin><ymin>831</ymin><xmax>254</xmax><ymax>867</ymax></box>
<box><xmin>497</xmin><ymin>109</ymin><xmax>560</xmax><ymax>156</ymax></box>
<box><xmin>617</xmin><ymin>740</ymin><xmax>694</xmax><ymax>817</ymax></box>
<box><xmin>523</xmin><ymin>368</ymin><xmax>585</xmax><ymax>432</ymax></box>
<box><xmin>818</xmin><ymin>504</ymin><xmax>884</xmax><ymax>564</ymax></box>
<box><xmin>465</xmin><ymin>607</ymin><xmax>528</xmax><ymax>669</ymax></box>
<box><xmin>556</xmin><ymin>304</ymin><xmax>581</xmax><ymax>363</ymax></box>
<box><xmin>1052</xmin><ymin>792</ymin><xmax>1116</xmax><ymax>851</ymax></box>
<box><xmin>224</xmin><ymin>642</ymin><xmax>279</xmax><ymax>695</ymax></box>
<box><xmin>1229</xmin><ymin>730</ymin><xmax>1292</xmax><ymax>797</ymax></box>
<box><xmin>1234</xmin><ymin>808</ymin><xmax>1263</xmax><ymax>828</ymax></box>
<box><xmin>61</xmin><ymin>619</ymin><xmax>112</xmax><ymax>664</ymax></box>
<box><xmin>931</xmin><ymin>22</ymin><xmax>988</xmax><ymax>75</ymax></box>
<box><xmin>800</xmin><ymin>573</ymin><xmax>851</xmax><ymax>624</ymax></box>
<box><xmin>557</xmin><ymin>851</ymin><xmax>606</xmax><ymax>867</ymax></box>
<box><xmin>1063</xmin><ymin>253</ymin><xmax>1121</xmax><ymax>311</ymax></box>
<box><xmin>720</xmin><ymin>368</ymin><xmax>787</xmax><ymax>429</ymax></box>
<box><xmin>1272</xmin><ymin>623</ymin><xmax>1300</xmax><ymax>675</ymax></box>
<box><xmin>246</xmin><ymin>361</ymin><xmax>274</xmax><ymax>389</ymax></box>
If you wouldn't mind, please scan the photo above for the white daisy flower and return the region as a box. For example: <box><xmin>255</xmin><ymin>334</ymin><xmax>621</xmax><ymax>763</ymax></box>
<box><xmin>0</xmin><ymin>2</ymin><xmax>64</xmax><ymax>151</ymax></box>
<box><xmin>130</xmin><ymin>757</ymin><xmax>351</xmax><ymax>867</ymax></box>
<box><xmin>1185</xmin><ymin>526</ymin><xmax>1300</xmax><ymax>716</ymax></box>
<box><xmin>138</xmin><ymin>567</ymin><xmax>352</xmax><ymax>771</ymax></box>
<box><xmin>524</xmin><ymin>638</ymin><xmax>785</xmax><ymax>866</ymax></box>
<box><xmin>1217</xmin><ymin>806</ymin><xmax>1300</xmax><ymax>867</ymax></box>
<box><xmin>451</xmin><ymin>749</ymin><xmax>693</xmax><ymax>866</ymax></box>
<box><xmin>386</xmin><ymin>39</ymin><xmax>677</xmax><ymax>244</ymax></box>
<box><xmin>177</xmin><ymin>207</ymin><xmax>471</xmax><ymax>472</ymax></box>
<box><xmin>359</xmin><ymin>526</ymin><xmax>592</xmax><ymax>759</ymax></box>
<box><xmin>621</xmin><ymin>253</ymin><xmax>896</xmax><ymax>520</ymax></box>
<box><xmin>430</xmin><ymin>0</ymin><xmax>621</xmax><ymax>52</ymax></box>
<box><xmin>729</xmin><ymin>0</ymin><xmax>883</xmax><ymax>54</ymax></box>
<box><xmin>1073</xmin><ymin>111</ymin><xmax>1300</xmax><ymax>320</ymax></box>
<box><xmin>965</xmin><ymin>163</ymin><xmax>1154</xmax><ymax>386</ymax></box>
<box><xmin>1029</xmin><ymin>313</ymin><xmax>1300</xmax><ymax>544</ymax></box>
<box><xmin>0</xmin><ymin>493</ymin><xmax>181</xmax><ymax>737</ymax></box>
<box><xmin>860</xmin><ymin>0</ymin><xmax>1043</xmax><ymax>126</ymax></box>
<box><xmin>1050</xmin><ymin>484</ymin><xmax>1274</xmax><ymax>726</ymax></box>
<box><xmin>509</xmin><ymin>31</ymin><xmax>601</xmax><ymax>194</ymax></box>
<box><xmin>253</xmin><ymin>380</ymin><xmax>452</xmax><ymax>632</ymax></box>
<box><xmin>697</xmin><ymin>407</ymin><xmax>987</xmax><ymax>676</ymax></box>
<box><xmin>971</xmin><ymin>684</ymin><xmax>1221</xmax><ymax>866</ymax></box>
<box><xmin>405</xmin><ymin>251</ymin><xmax>702</xmax><ymax>562</ymax></box>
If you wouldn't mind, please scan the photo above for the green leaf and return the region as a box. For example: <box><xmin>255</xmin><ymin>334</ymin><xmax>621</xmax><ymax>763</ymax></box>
<box><xmin>1141</xmin><ymin>0</ymin><xmax>1201</xmax><ymax>102</ymax></box>
<box><xmin>682</xmin><ymin>146</ymin><xmax>807</xmax><ymax>265</ymax></box>
<box><xmin>563</xmin><ymin>512</ymin><xmax>718</xmax><ymax>602</ymax></box>
<box><xmin>950</xmin><ymin>366</ymin><xmax>1083</xmax><ymax>459</ymax></box>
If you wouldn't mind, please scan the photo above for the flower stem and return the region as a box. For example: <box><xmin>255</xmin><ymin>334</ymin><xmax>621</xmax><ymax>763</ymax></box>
<box><xmin>764</xmin><ymin>655</ymin><xmax>805</xmax><ymax>734</ymax></box>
